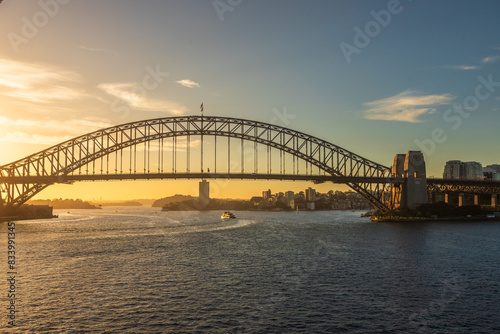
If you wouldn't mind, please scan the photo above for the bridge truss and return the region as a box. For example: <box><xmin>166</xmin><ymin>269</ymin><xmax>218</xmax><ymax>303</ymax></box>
<box><xmin>427</xmin><ymin>179</ymin><xmax>500</xmax><ymax>195</ymax></box>
<box><xmin>0</xmin><ymin>116</ymin><xmax>394</xmax><ymax>213</ymax></box>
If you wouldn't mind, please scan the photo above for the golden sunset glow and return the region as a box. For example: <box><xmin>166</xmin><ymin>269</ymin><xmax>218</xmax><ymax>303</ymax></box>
<box><xmin>1</xmin><ymin>1</ymin><xmax>499</xmax><ymax>202</ymax></box>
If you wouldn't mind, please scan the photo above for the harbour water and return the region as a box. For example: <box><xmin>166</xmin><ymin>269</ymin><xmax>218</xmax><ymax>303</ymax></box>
<box><xmin>1</xmin><ymin>208</ymin><xmax>499</xmax><ymax>333</ymax></box>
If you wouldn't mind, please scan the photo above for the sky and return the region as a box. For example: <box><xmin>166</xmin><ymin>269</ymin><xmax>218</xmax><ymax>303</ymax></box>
<box><xmin>0</xmin><ymin>0</ymin><xmax>499</xmax><ymax>200</ymax></box>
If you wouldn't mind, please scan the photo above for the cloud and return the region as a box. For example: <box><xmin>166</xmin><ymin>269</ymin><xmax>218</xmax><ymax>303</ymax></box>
<box><xmin>444</xmin><ymin>65</ymin><xmax>480</xmax><ymax>70</ymax></box>
<box><xmin>176</xmin><ymin>79</ymin><xmax>200</xmax><ymax>88</ymax></box>
<box><xmin>98</xmin><ymin>83</ymin><xmax>189</xmax><ymax>115</ymax></box>
<box><xmin>0</xmin><ymin>132</ymin><xmax>73</xmax><ymax>145</ymax></box>
<box><xmin>0</xmin><ymin>116</ymin><xmax>113</xmax><ymax>145</ymax></box>
<box><xmin>78</xmin><ymin>45</ymin><xmax>106</xmax><ymax>52</ymax></box>
<box><xmin>0</xmin><ymin>117</ymin><xmax>112</xmax><ymax>132</ymax></box>
<box><xmin>481</xmin><ymin>56</ymin><xmax>500</xmax><ymax>63</ymax></box>
<box><xmin>0</xmin><ymin>58</ymin><xmax>86</xmax><ymax>104</ymax></box>
<box><xmin>77</xmin><ymin>45</ymin><xmax>119</xmax><ymax>56</ymax></box>
<box><xmin>364</xmin><ymin>90</ymin><xmax>454</xmax><ymax>123</ymax></box>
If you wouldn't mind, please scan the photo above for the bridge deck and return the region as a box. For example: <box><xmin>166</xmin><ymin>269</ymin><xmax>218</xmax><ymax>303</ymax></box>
<box><xmin>0</xmin><ymin>173</ymin><xmax>405</xmax><ymax>184</ymax></box>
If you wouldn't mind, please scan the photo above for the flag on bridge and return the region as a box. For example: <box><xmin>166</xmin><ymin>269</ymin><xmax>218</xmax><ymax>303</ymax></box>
<box><xmin>200</xmin><ymin>103</ymin><xmax>204</xmax><ymax>113</ymax></box>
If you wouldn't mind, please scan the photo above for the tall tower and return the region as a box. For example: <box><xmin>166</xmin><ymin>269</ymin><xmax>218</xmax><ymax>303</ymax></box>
<box><xmin>199</xmin><ymin>180</ymin><xmax>210</xmax><ymax>206</ymax></box>
<box><xmin>404</xmin><ymin>151</ymin><xmax>428</xmax><ymax>209</ymax></box>
<box><xmin>392</xmin><ymin>151</ymin><xmax>428</xmax><ymax>210</ymax></box>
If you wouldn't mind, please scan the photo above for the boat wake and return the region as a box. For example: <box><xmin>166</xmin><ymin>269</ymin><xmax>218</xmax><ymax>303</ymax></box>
<box><xmin>209</xmin><ymin>219</ymin><xmax>257</xmax><ymax>231</ymax></box>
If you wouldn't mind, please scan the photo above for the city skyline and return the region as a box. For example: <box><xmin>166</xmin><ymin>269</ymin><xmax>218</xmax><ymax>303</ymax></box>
<box><xmin>1</xmin><ymin>1</ymin><xmax>499</xmax><ymax>200</ymax></box>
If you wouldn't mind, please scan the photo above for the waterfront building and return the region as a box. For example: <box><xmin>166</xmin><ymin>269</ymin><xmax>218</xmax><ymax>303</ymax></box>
<box><xmin>443</xmin><ymin>160</ymin><xmax>483</xmax><ymax>180</ymax></box>
<box><xmin>285</xmin><ymin>191</ymin><xmax>295</xmax><ymax>209</ymax></box>
<box><xmin>443</xmin><ymin>160</ymin><xmax>462</xmax><ymax>179</ymax></box>
<box><xmin>465</xmin><ymin>162</ymin><xmax>483</xmax><ymax>180</ymax></box>
<box><xmin>306</xmin><ymin>202</ymin><xmax>315</xmax><ymax>210</ymax></box>
<box><xmin>485</xmin><ymin>164</ymin><xmax>500</xmax><ymax>172</ymax></box>
<box><xmin>305</xmin><ymin>187</ymin><xmax>316</xmax><ymax>202</ymax></box>
<box><xmin>262</xmin><ymin>189</ymin><xmax>272</xmax><ymax>200</ymax></box>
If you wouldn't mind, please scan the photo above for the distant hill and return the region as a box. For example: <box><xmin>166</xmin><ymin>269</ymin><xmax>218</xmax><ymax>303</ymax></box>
<box><xmin>132</xmin><ymin>199</ymin><xmax>156</xmax><ymax>206</ymax></box>
<box><xmin>28</xmin><ymin>199</ymin><xmax>101</xmax><ymax>209</ymax></box>
<box><xmin>152</xmin><ymin>195</ymin><xmax>196</xmax><ymax>207</ymax></box>
<box><xmin>98</xmin><ymin>201</ymin><xmax>142</xmax><ymax>207</ymax></box>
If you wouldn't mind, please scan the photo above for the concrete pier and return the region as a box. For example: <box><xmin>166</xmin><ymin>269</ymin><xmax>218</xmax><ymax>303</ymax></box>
<box><xmin>458</xmin><ymin>193</ymin><xmax>464</xmax><ymax>207</ymax></box>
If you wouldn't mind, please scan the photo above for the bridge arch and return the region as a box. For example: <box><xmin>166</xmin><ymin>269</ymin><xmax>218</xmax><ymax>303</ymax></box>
<box><xmin>0</xmin><ymin>116</ymin><xmax>392</xmax><ymax>212</ymax></box>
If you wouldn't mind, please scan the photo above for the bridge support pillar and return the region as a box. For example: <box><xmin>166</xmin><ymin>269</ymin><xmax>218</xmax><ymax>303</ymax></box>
<box><xmin>474</xmin><ymin>195</ymin><xmax>479</xmax><ymax>206</ymax></box>
<box><xmin>458</xmin><ymin>193</ymin><xmax>465</xmax><ymax>207</ymax></box>
<box><xmin>492</xmin><ymin>194</ymin><xmax>498</xmax><ymax>208</ymax></box>
<box><xmin>430</xmin><ymin>192</ymin><xmax>436</xmax><ymax>204</ymax></box>
<box><xmin>392</xmin><ymin>151</ymin><xmax>428</xmax><ymax>210</ymax></box>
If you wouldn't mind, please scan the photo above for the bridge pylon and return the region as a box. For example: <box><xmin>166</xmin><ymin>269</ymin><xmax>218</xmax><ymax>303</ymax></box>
<box><xmin>391</xmin><ymin>151</ymin><xmax>428</xmax><ymax>210</ymax></box>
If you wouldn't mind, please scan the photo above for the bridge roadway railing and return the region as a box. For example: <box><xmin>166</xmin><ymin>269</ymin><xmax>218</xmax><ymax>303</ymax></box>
<box><xmin>427</xmin><ymin>178</ymin><xmax>500</xmax><ymax>195</ymax></box>
<box><xmin>0</xmin><ymin>173</ymin><xmax>404</xmax><ymax>184</ymax></box>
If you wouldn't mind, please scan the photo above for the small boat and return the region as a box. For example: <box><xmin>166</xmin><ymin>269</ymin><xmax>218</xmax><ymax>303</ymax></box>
<box><xmin>221</xmin><ymin>211</ymin><xmax>236</xmax><ymax>219</ymax></box>
<box><xmin>161</xmin><ymin>205</ymin><xmax>168</xmax><ymax>212</ymax></box>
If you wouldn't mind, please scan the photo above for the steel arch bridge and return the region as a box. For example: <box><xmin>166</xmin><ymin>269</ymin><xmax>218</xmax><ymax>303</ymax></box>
<box><xmin>0</xmin><ymin>116</ymin><xmax>396</xmax><ymax>213</ymax></box>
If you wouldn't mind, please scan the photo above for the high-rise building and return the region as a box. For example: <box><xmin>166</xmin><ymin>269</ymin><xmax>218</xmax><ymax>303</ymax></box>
<box><xmin>464</xmin><ymin>162</ymin><xmax>483</xmax><ymax>180</ymax></box>
<box><xmin>285</xmin><ymin>191</ymin><xmax>295</xmax><ymax>209</ymax></box>
<box><xmin>262</xmin><ymin>189</ymin><xmax>272</xmax><ymax>200</ymax></box>
<box><xmin>305</xmin><ymin>187</ymin><xmax>316</xmax><ymax>202</ymax></box>
<box><xmin>443</xmin><ymin>160</ymin><xmax>462</xmax><ymax>179</ymax></box>
<box><xmin>484</xmin><ymin>164</ymin><xmax>500</xmax><ymax>181</ymax></box>
<box><xmin>485</xmin><ymin>164</ymin><xmax>500</xmax><ymax>173</ymax></box>
<box><xmin>443</xmin><ymin>160</ymin><xmax>483</xmax><ymax>180</ymax></box>
<box><xmin>199</xmin><ymin>180</ymin><xmax>210</xmax><ymax>205</ymax></box>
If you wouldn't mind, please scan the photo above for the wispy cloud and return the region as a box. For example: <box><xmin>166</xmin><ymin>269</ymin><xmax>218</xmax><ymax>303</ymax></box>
<box><xmin>0</xmin><ymin>116</ymin><xmax>112</xmax><ymax>133</ymax></box>
<box><xmin>98</xmin><ymin>83</ymin><xmax>189</xmax><ymax>115</ymax></box>
<box><xmin>481</xmin><ymin>56</ymin><xmax>500</xmax><ymax>63</ymax></box>
<box><xmin>444</xmin><ymin>64</ymin><xmax>480</xmax><ymax>71</ymax></box>
<box><xmin>0</xmin><ymin>58</ymin><xmax>86</xmax><ymax>104</ymax></box>
<box><xmin>77</xmin><ymin>45</ymin><xmax>118</xmax><ymax>55</ymax></box>
<box><xmin>176</xmin><ymin>79</ymin><xmax>200</xmax><ymax>88</ymax></box>
<box><xmin>78</xmin><ymin>45</ymin><xmax>106</xmax><ymax>52</ymax></box>
<box><xmin>0</xmin><ymin>132</ymin><xmax>73</xmax><ymax>145</ymax></box>
<box><xmin>364</xmin><ymin>90</ymin><xmax>454</xmax><ymax>123</ymax></box>
<box><xmin>0</xmin><ymin>116</ymin><xmax>114</xmax><ymax>145</ymax></box>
